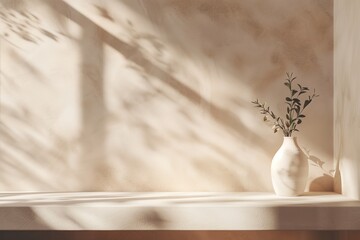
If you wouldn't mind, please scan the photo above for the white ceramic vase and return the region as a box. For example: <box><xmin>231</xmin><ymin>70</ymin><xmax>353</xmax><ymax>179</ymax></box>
<box><xmin>271</xmin><ymin>137</ymin><xmax>308</xmax><ymax>196</ymax></box>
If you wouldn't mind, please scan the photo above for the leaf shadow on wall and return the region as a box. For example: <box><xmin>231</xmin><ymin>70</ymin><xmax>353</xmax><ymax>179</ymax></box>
<box><xmin>303</xmin><ymin>148</ymin><xmax>335</xmax><ymax>192</ymax></box>
<box><xmin>119</xmin><ymin>0</ymin><xmax>334</xmax><ymax>191</ymax></box>
<box><xmin>308</xmin><ymin>156</ymin><xmax>334</xmax><ymax>192</ymax></box>
<box><xmin>0</xmin><ymin>4</ymin><xmax>58</xmax><ymax>45</ymax></box>
<box><xmin>46</xmin><ymin>0</ymin><xmax>269</xmax><ymax>191</ymax></box>
<box><xmin>0</xmin><ymin>103</ymin><xmax>81</xmax><ymax>190</ymax></box>
<box><xmin>0</xmin><ymin>0</ymin><xmax>333</xmax><ymax>192</ymax></box>
<box><xmin>0</xmin><ymin>2</ymin><xmax>84</xmax><ymax>191</ymax></box>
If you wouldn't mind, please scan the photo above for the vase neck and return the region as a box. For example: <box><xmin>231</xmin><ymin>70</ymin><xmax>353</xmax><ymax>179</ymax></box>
<box><xmin>282</xmin><ymin>137</ymin><xmax>299</xmax><ymax>148</ymax></box>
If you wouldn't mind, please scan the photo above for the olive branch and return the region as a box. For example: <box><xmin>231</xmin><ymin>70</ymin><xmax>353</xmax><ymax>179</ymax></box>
<box><xmin>251</xmin><ymin>73</ymin><xmax>319</xmax><ymax>137</ymax></box>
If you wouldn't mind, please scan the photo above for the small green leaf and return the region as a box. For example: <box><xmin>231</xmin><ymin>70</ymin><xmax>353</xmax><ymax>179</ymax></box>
<box><xmin>297</xmin><ymin>119</ymin><xmax>302</xmax><ymax>124</ymax></box>
<box><xmin>298</xmin><ymin>91</ymin><xmax>306</xmax><ymax>96</ymax></box>
<box><xmin>304</xmin><ymin>99</ymin><xmax>312</xmax><ymax>109</ymax></box>
<box><xmin>293</xmin><ymin>98</ymin><xmax>300</xmax><ymax>102</ymax></box>
<box><xmin>299</xmin><ymin>114</ymin><xmax>305</xmax><ymax>118</ymax></box>
<box><xmin>286</xmin><ymin>114</ymin><xmax>290</xmax><ymax>120</ymax></box>
<box><xmin>284</xmin><ymin>82</ymin><xmax>290</xmax><ymax>88</ymax></box>
<box><xmin>286</xmin><ymin>97</ymin><xmax>292</xmax><ymax>102</ymax></box>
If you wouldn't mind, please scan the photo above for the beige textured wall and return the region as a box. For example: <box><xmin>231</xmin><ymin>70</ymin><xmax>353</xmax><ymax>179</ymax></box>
<box><xmin>0</xmin><ymin>0</ymin><xmax>333</xmax><ymax>191</ymax></box>
<box><xmin>334</xmin><ymin>0</ymin><xmax>360</xmax><ymax>199</ymax></box>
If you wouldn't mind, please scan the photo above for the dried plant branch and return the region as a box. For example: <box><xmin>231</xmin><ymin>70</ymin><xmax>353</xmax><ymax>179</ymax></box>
<box><xmin>251</xmin><ymin>73</ymin><xmax>319</xmax><ymax>137</ymax></box>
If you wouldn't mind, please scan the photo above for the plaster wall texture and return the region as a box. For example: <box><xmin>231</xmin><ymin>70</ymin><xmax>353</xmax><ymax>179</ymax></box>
<box><xmin>0</xmin><ymin>0</ymin><xmax>333</xmax><ymax>191</ymax></box>
<box><xmin>334</xmin><ymin>0</ymin><xmax>360</xmax><ymax>199</ymax></box>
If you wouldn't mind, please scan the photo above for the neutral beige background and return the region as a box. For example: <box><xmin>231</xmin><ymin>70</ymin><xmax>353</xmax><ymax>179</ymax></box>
<box><xmin>334</xmin><ymin>0</ymin><xmax>360</xmax><ymax>199</ymax></box>
<box><xmin>0</xmin><ymin>0</ymin><xmax>333</xmax><ymax>191</ymax></box>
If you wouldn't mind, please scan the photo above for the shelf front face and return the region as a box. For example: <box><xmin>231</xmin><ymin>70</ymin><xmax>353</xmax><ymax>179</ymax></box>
<box><xmin>0</xmin><ymin>192</ymin><xmax>352</xmax><ymax>207</ymax></box>
<box><xmin>0</xmin><ymin>192</ymin><xmax>359</xmax><ymax>230</ymax></box>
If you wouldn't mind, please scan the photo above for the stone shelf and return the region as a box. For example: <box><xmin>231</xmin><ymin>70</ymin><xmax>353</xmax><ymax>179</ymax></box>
<box><xmin>0</xmin><ymin>192</ymin><xmax>359</xmax><ymax>230</ymax></box>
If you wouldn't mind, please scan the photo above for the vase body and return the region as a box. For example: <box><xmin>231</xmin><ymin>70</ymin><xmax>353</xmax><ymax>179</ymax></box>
<box><xmin>271</xmin><ymin>137</ymin><xmax>308</xmax><ymax>196</ymax></box>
